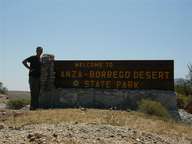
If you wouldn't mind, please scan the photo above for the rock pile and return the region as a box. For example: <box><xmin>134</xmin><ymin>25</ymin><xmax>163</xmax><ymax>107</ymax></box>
<box><xmin>179</xmin><ymin>109</ymin><xmax>192</xmax><ymax>125</ymax></box>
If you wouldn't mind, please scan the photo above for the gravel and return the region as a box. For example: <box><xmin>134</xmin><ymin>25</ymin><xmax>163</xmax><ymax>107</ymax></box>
<box><xmin>0</xmin><ymin>122</ymin><xmax>191</xmax><ymax>144</ymax></box>
<box><xmin>0</xmin><ymin>103</ymin><xmax>192</xmax><ymax>144</ymax></box>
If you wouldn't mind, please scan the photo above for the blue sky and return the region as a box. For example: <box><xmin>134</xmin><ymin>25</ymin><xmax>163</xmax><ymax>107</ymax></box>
<box><xmin>0</xmin><ymin>0</ymin><xmax>192</xmax><ymax>91</ymax></box>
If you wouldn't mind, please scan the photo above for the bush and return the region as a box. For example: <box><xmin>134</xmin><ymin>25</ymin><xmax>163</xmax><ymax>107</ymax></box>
<box><xmin>175</xmin><ymin>79</ymin><xmax>192</xmax><ymax>108</ymax></box>
<box><xmin>0</xmin><ymin>82</ymin><xmax>8</xmax><ymax>94</ymax></box>
<box><xmin>138</xmin><ymin>99</ymin><xmax>170</xmax><ymax>118</ymax></box>
<box><xmin>175</xmin><ymin>79</ymin><xmax>192</xmax><ymax>96</ymax></box>
<box><xmin>177</xmin><ymin>94</ymin><xmax>192</xmax><ymax>108</ymax></box>
<box><xmin>7</xmin><ymin>99</ymin><xmax>30</xmax><ymax>109</ymax></box>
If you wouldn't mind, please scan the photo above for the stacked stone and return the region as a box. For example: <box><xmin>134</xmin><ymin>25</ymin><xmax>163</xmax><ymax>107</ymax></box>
<box><xmin>40</xmin><ymin>54</ymin><xmax>55</xmax><ymax>91</ymax></box>
<box><xmin>39</xmin><ymin>54</ymin><xmax>55</xmax><ymax>108</ymax></box>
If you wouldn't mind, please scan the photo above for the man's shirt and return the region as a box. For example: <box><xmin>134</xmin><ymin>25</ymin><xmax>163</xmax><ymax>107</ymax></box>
<box><xmin>25</xmin><ymin>55</ymin><xmax>41</xmax><ymax>78</ymax></box>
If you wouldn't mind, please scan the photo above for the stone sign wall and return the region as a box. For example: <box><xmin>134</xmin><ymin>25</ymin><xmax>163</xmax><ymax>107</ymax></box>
<box><xmin>39</xmin><ymin>54</ymin><xmax>178</xmax><ymax>118</ymax></box>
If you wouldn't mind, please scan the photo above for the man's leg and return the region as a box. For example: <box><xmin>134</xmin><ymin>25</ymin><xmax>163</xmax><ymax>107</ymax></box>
<box><xmin>29</xmin><ymin>77</ymin><xmax>40</xmax><ymax>110</ymax></box>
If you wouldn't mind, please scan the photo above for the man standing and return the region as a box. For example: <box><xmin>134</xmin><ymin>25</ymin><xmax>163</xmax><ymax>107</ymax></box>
<box><xmin>22</xmin><ymin>47</ymin><xmax>43</xmax><ymax>110</ymax></box>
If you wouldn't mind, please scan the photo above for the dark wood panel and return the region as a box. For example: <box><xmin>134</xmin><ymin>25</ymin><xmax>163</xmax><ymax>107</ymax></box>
<box><xmin>54</xmin><ymin>60</ymin><xmax>174</xmax><ymax>90</ymax></box>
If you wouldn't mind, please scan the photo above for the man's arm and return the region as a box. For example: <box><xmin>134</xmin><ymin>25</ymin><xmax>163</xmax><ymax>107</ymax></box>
<box><xmin>22</xmin><ymin>58</ymin><xmax>30</xmax><ymax>70</ymax></box>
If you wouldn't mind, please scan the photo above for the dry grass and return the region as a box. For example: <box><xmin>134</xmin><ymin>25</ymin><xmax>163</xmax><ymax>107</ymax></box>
<box><xmin>0</xmin><ymin>94</ymin><xmax>8</xmax><ymax>104</ymax></box>
<box><xmin>0</xmin><ymin>99</ymin><xmax>8</xmax><ymax>104</ymax></box>
<box><xmin>2</xmin><ymin>108</ymin><xmax>192</xmax><ymax>139</ymax></box>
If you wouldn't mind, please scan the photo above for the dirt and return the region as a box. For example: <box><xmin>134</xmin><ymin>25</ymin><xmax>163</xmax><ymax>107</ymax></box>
<box><xmin>0</xmin><ymin>122</ymin><xmax>191</xmax><ymax>144</ymax></box>
<box><xmin>0</xmin><ymin>92</ymin><xmax>192</xmax><ymax>144</ymax></box>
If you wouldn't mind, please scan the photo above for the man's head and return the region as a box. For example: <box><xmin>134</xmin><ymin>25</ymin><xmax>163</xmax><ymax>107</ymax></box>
<box><xmin>36</xmin><ymin>46</ymin><xmax>43</xmax><ymax>57</ymax></box>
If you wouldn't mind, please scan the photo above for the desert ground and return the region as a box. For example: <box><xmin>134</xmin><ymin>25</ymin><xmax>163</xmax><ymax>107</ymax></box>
<box><xmin>0</xmin><ymin>91</ymin><xmax>192</xmax><ymax>144</ymax></box>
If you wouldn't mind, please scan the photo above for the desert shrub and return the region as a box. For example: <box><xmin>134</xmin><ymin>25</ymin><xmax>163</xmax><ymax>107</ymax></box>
<box><xmin>175</xmin><ymin>79</ymin><xmax>192</xmax><ymax>108</ymax></box>
<box><xmin>174</xmin><ymin>64</ymin><xmax>192</xmax><ymax>108</ymax></box>
<box><xmin>7</xmin><ymin>99</ymin><xmax>30</xmax><ymax>109</ymax></box>
<box><xmin>138</xmin><ymin>99</ymin><xmax>170</xmax><ymax>118</ymax></box>
<box><xmin>177</xmin><ymin>94</ymin><xmax>192</xmax><ymax>108</ymax></box>
<box><xmin>0</xmin><ymin>82</ymin><xmax>8</xmax><ymax>94</ymax></box>
<box><xmin>175</xmin><ymin>79</ymin><xmax>192</xmax><ymax>95</ymax></box>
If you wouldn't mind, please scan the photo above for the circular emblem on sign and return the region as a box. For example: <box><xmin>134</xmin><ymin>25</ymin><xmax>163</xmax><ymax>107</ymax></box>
<box><xmin>73</xmin><ymin>80</ymin><xmax>79</xmax><ymax>87</ymax></box>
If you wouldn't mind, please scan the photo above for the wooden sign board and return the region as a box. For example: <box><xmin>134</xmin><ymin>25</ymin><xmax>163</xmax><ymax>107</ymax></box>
<box><xmin>54</xmin><ymin>60</ymin><xmax>174</xmax><ymax>90</ymax></box>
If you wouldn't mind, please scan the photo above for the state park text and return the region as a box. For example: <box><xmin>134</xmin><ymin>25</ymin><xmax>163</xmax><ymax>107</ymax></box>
<box><xmin>54</xmin><ymin>61</ymin><xmax>174</xmax><ymax>90</ymax></box>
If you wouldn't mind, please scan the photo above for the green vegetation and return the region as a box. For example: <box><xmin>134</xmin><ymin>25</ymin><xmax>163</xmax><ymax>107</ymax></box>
<box><xmin>7</xmin><ymin>99</ymin><xmax>30</xmax><ymax>109</ymax></box>
<box><xmin>175</xmin><ymin>64</ymin><xmax>192</xmax><ymax>108</ymax></box>
<box><xmin>0</xmin><ymin>82</ymin><xmax>8</xmax><ymax>94</ymax></box>
<box><xmin>138</xmin><ymin>99</ymin><xmax>170</xmax><ymax>118</ymax></box>
<box><xmin>177</xmin><ymin>93</ymin><xmax>192</xmax><ymax>108</ymax></box>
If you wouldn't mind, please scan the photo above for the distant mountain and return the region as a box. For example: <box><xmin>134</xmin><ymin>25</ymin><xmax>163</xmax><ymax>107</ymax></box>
<box><xmin>174</xmin><ymin>78</ymin><xmax>187</xmax><ymax>85</ymax></box>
